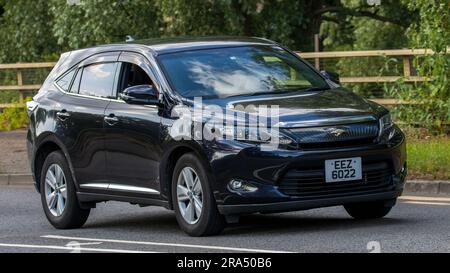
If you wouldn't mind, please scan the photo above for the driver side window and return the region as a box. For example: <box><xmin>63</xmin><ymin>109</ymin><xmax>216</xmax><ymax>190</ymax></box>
<box><xmin>117</xmin><ymin>62</ymin><xmax>153</xmax><ymax>98</ymax></box>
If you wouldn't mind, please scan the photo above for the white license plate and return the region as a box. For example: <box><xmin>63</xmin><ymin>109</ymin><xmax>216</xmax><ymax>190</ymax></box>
<box><xmin>325</xmin><ymin>157</ymin><xmax>362</xmax><ymax>183</ymax></box>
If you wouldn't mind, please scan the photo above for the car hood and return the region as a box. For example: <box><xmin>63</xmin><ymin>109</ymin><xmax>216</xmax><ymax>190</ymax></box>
<box><xmin>202</xmin><ymin>88</ymin><xmax>386</xmax><ymax>127</ymax></box>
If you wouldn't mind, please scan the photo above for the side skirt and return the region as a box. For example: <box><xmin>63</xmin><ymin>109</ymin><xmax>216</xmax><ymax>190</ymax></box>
<box><xmin>77</xmin><ymin>192</ymin><xmax>170</xmax><ymax>209</ymax></box>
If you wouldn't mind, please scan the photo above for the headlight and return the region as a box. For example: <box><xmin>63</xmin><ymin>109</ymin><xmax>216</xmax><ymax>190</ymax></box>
<box><xmin>210</xmin><ymin>125</ymin><xmax>294</xmax><ymax>146</ymax></box>
<box><xmin>379</xmin><ymin>113</ymin><xmax>395</xmax><ymax>140</ymax></box>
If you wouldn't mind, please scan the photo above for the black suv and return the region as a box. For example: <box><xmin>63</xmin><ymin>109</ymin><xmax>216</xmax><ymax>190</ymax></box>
<box><xmin>27</xmin><ymin>37</ymin><xmax>406</xmax><ymax>236</ymax></box>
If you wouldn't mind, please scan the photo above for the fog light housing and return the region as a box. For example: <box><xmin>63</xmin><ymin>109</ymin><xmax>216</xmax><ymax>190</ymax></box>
<box><xmin>228</xmin><ymin>179</ymin><xmax>258</xmax><ymax>192</ymax></box>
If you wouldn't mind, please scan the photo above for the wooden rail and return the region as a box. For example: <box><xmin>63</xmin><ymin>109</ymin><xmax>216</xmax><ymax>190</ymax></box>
<box><xmin>0</xmin><ymin>62</ymin><xmax>56</xmax><ymax>69</ymax></box>
<box><xmin>296</xmin><ymin>49</ymin><xmax>439</xmax><ymax>83</ymax></box>
<box><xmin>297</xmin><ymin>48</ymin><xmax>436</xmax><ymax>59</ymax></box>
<box><xmin>0</xmin><ymin>62</ymin><xmax>55</xmax><ymax>108</ymax></box>
<box><xmin>0</xmin><ymin>49</ymin><xmax>445</xmax><ymax>108</ymax></box>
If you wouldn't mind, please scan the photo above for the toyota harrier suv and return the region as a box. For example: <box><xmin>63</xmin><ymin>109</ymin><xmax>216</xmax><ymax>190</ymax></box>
<box><xmin>27</xmin><ymin>37</ymin><xmax>406</xmax><ymax>236</ymax></box>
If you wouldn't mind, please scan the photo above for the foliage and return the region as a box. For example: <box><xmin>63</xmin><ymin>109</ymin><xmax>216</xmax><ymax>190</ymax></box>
<box><xmin>156</xmin><ymin>0</ymin><xmax>229</xmax><ymax>37</ymax></box>
<box><xmin>0</xmin><ymin>0</ymin><xmax>448</xmax><ymax>133</ymax></box>
<box><xmin>321</xmin><ymin>0</ymin><xmax>413</xmax><ymax>51</ymax></box>
<box><xmin>388</xmin><ymin>0</ymin><xmax>450</xmax><ymax>133</ymax></box>
<box><xmin>0</xmin><ymin>91</ymin><xmax>20</xmax><ymax>104</ymax></box>
<box><xmin>50</xmin><ymin>0</ymin><xmax>161</xmax><ymax>50</ymax></box>
<box><xmin>0</xmin><ymin>0</ymin><xmax>420</xmax><ymax>62</ymax></box>
<box><xmin>320</xmin><ymin>0</ymin><xmax>413</xmax><ymax>97</ymax></box>
<box><xmin>0</xmin><ymin>104</ymin><xmax>28</xmax><ymax>131</ymax></box>
<box><xmin>0</xmin><ymin>0</ymin><xmax>59</xmax><ymax>62</ymax></box>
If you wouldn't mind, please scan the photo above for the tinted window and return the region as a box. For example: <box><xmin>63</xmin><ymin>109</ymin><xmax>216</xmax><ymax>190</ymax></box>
<box><xmin>79</xmin><ymin>62</ymin><xmax>117</xmax><ymax>98</ymax></box>
<box><xmin>70</xmin><ymin>69</ymin><xmax>81</xmax><ymax>93</ymax></box>
<box><xmin>118</xmin><ymin>63</ymin><xmax>153</xmax><ymax>94</ymax></box>
<box><xmin>158</xmin><ymin>46</ymin><xmax>329</xmax><ymax>99</ymax></box>
<box><xmin>56</xmin><ymin>69</ymin><xmax>75</xmax><ymax>91</ymax></box>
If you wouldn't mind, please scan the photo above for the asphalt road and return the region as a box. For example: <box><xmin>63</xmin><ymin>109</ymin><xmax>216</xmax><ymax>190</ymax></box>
<box><xmin>0</xmin><ymin>186</ymin><xmax>449</xmax><ymax>253</ymax></box>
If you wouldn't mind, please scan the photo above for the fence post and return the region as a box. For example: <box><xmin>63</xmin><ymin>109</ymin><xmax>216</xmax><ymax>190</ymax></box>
<box><xmin>16</xmin><ymin>69</ymin><xmax>24</xmax><ymax>103</ymax></box>
<box><xmin>402</xmin><ymin>56</ymin><xmax>411</xmax><ymax>77</ymax></box>
<box><xmin>314</xmin><ymin>34</ymin><xmax>320</xmax><ymax>70</ymax></box>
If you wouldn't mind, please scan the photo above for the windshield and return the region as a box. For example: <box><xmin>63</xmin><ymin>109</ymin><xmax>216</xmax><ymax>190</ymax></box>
<box><xmin>158</xmin><ymin>45</ymin><xmax>329</xmax><ymax>99</ymax></box>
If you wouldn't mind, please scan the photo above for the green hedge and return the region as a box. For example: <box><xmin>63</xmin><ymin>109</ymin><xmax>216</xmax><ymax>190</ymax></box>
<box><xmin>0</xmin><ymin>105</ymin><xmax>28</xmax><ymax>131</ymax></box>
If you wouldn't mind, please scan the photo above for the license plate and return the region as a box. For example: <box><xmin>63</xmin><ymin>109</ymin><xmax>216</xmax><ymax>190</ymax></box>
<box><xmin>325</xmin><ymin>157</ymin><xmax>362</xmax><ymax>183</ymax></box>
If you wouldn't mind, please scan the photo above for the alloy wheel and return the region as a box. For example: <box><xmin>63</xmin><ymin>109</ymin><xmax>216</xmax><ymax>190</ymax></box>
<box><xmin>44</xmin><ymin>164</ymin><xmax>67</xmax><ymax>217</ymax></box>
<box><xmin>176</xmin><ymin>167</ymin><xmax>203</xmax><ymax>224</ymax></box>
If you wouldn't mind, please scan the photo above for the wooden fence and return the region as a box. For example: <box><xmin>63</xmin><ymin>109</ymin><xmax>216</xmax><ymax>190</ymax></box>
<box><xmin>0</xmin><ymin>62</ymin><xmax>55</xmax><ymax>109</ymax></box>
<box><xmin>0</xmin><ymin>49</ymin><xmax>438</xmax><ymax>109</ymax></box>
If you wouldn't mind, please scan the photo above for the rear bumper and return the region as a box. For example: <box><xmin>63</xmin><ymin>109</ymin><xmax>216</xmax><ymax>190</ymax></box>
<box><xmin>218</xmin><ymin>189</ymin><xmax>401</xmax><ymax>215</ymax></box>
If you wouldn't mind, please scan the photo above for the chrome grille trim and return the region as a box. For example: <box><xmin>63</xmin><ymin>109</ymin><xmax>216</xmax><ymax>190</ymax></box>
<box><xmin>290</xmin><ymin>122</ymin><xmax>379</xmax><ymax>143</ymax></box>
<box><xmin>277</xmin><ymin>115</ymin><xmax>376</xmax><ymax>128</ymax></box>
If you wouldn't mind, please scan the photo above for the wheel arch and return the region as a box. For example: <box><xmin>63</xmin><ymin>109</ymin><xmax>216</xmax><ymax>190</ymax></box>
<box><xmin>33</xmin><ymin>133</ymin><xmax>76</xmax><ymax>193</ymax></box>
<box><xmin>159</xmin><ymin>141</ymin><xmax>212</xmax><ymax>210</ymax></box>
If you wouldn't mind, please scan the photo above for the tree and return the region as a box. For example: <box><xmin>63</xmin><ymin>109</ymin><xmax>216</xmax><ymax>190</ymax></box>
<box><xmin>316</xmin><ymin>1</ymin><xmax>415</xmax><ymax>98</ymax></box>
<box><xmin>391</xmin><ymin>0</ymin><xmax>450</xmax><ymax>133</ymax></box>
<box><xmin>0</xmin><ymin>0</ymin><xmax>424</xmax><ymax>62</ymax></box>
<box><xmin>50</xmin><ymin>0</ymin><xmax>161</xmax><ymax>50</ymax></box>
<box><xmin>0</xmin><ymin>0</ymin><xmax>58</xmax><ymax>62</ymax></box>
<box><xmin>320</xmin><ymin>0</ymin><xmax>415</xmax><ymax>51</ymax></box>
<box><xmin>156</xmin><ymin>0</ymin><xmax>229</xmax><ymax>37</ymax></box>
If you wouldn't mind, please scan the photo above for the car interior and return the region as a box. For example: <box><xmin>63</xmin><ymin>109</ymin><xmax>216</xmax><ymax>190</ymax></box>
<box><xmin>118</xmin><ymin>63</ymin><xmax>153</xmax><ymax>96</ymax></box>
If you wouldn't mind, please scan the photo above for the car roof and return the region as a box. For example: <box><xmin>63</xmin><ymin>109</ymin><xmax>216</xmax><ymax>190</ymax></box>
<box><xmin>131</xmin><ymin>36</ymin><xmax>277</xmax><ymax>55</ymax></box>
<box><xmin>68</xmin><ymin>36</ymin><xmax>277</xmax><ymax>57</ymax></box>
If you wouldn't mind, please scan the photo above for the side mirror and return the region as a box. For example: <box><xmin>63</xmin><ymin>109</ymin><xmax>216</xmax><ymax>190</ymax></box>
<box><xmin>120</xmin><ymin>85</ymin><xmax>160</xmax><ymax>105</ymax></box>
<box><xmin>320</xmin><ymin>70</ymin><xmax>340</xmax><ymax>84</ymax></box>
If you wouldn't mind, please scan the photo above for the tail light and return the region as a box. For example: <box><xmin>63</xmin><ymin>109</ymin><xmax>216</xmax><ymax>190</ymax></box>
<box><xmin>26</xmin><ymin>100</ymin><xmax>39</xmax><ymax>116</ymax></box>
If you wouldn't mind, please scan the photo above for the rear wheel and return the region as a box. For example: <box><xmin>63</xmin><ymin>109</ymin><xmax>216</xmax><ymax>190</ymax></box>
<box><xmin>172</xmin><ymin>153</ymin><xmax>225</xmax><ymax>236</ymax></box>
<box><xmin>344</xmin><ymin>200</ymin><xmax>395</xmax><ymax>219</ymax></box>
<box><xmin>40</xmin><ymin>151</ymin><xmax>90</xmax><ymax>229</ymax></box>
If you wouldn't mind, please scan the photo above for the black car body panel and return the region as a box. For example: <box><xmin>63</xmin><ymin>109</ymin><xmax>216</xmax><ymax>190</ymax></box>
<box><xmin>204</xmin><ymin>88</ymin><xmax>384</xmax><ymax>125</ymax></box>
<box><xmin>27</xmin><ymin>37</ymin><xmax>406</xmax><ymax>217</ymax></box>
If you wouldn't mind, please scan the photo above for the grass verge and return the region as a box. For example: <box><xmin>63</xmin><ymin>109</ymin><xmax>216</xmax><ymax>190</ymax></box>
<box><xmin>407</xmin><ymin>137</ymin><xmax>450</xmax><ymax>180</ymax></box>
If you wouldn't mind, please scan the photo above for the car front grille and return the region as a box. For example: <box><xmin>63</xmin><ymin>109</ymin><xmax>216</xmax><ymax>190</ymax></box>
<box><xmin>289</xmin><ymin>122</ymin><xmax>379</xmax><ymax>149</ymax></box>
<box><xmin>278</xmin><ymin>162</ymin><xmax>393</xmax><ymax>197</ymax></box>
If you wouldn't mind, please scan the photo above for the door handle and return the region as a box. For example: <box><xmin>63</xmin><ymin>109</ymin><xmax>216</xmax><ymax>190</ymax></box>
<box><xmin>56</xmin><ymin>110</ymin><xmax>70</xmax><ymax>120</ymax></box>
<box><xmin>104</xmin><ymin>114</ymin><xmax>119</xmax><ymax>125</ymax></box>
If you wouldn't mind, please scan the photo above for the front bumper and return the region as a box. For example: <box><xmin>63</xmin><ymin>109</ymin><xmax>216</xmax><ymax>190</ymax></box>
<box><xmin>206</xmin><ymin>129</ymin><xmax>407</xmax><ymax>215</ymax></box>
<box><xmin>218</xmin><ymin>190</ymin><xmax>401</xmax><ymax>215</ymax></box>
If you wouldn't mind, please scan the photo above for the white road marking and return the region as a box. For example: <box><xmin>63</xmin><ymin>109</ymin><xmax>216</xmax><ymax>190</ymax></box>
<box><xmin>0</xmin><ymin>243</ymin><xmax>155</xmax><ymax>253</ymax></box>
<box><xmin>65</xmin><ymin>242</ymin><xmax>103</xmax><ymax>246</ymax></box>
<box><xmin>42</xmin><ymin>235</ymin><xmax>292</xmax><ymax>253</ymax></box>
<box><xmin>402</xmin><ymin>201</ymin><xmax>450</xmax><ymax>206</ymax></box>
<box><xmin>400</xmin><ymin>196</ymin><xmax>450</xmax><ymax>202</ymax></box>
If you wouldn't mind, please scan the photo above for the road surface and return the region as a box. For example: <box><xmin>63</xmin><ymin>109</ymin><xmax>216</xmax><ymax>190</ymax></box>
<box><xmin>0</xmin><ymin>186</ymin><xmax>449</xmax><ymax>253</ymax></box>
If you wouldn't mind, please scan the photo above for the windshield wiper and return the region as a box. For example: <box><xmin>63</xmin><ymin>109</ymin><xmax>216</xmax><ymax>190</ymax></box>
<box><xmin>224</xmin><ymin>86</ymin><xmax>330</xmax><ymax>99</ymax></box>
<box><xmin>297</xmin><ymin>86</ymin><xmax>331</xmax><ymax>92</ymax></box>
<box><xmin>250</xmin><ymin>86</ymin><xmax>330</xmax><ymax>96</ymax></box>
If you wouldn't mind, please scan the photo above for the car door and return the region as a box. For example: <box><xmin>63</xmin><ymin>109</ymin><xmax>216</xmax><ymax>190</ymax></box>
<box><xmin>103</xmin><ymin>52</ymin><xmax>163</xmax><ymax>195</ymax></box>
<box><xmin>54</xmin><ymin>52</ymin><xmax>120</xmax><ymax>188</ymax></box>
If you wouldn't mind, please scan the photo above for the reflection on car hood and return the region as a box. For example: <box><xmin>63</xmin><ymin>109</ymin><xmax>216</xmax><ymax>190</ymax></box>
<box><xmin>202</xmin><ymin>88</ymin><xmax>385</xmax><ymax>127</ymax></box>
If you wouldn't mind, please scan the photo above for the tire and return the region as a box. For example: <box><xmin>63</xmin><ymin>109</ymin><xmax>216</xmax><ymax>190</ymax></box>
<box><xmin>344</xmin><ymin>199</ymin><xmax>395</xmax><ymax>219</ymax></box>
<box><xmin>40</xmin><ymin>151</ymin><xmax>90</xmax><ymax>229</ymax></box>
<box><xmin>171</xmin><ymin>153</ymin><xmax>225</xmax><ymax>236</ymax></box>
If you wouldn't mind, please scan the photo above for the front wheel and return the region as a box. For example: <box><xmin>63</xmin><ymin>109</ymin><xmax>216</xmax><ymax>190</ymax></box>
<box><xmin>40</xmin><ymin>151</ymin><xmax>90</xmax><ymax>229</ymax></box>
<box><xmin>344</xmin><ymin>199</ymin><xmax>395</xmax><ymax>219</ymax></box>
<box><xmin>172</xmin><ymin>153</ymin><xmax>225</xmax><ymax>236</ymax></box>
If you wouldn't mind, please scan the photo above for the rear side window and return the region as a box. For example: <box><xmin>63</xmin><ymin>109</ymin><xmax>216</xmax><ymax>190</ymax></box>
<box><xmin>56</xmin><ymin>69</ymin><xmax>76</xmax><ymax>91</ymax></box>
<box><xmin>70</xmin><ymin>69</ymin><xmax>81</xmax><ymax>93</ymax></box>
<box><xmin>79</xmin><ymin>62</ymin><xmax>118</xmax><ymax>98</ymax></box>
